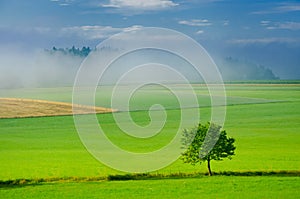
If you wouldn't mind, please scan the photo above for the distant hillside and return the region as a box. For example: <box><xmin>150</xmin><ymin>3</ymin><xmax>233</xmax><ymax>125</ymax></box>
<box><xmin>219</xmin><ymin>57</ymin><xmax>279</xmax><ymax>80</ymax></box>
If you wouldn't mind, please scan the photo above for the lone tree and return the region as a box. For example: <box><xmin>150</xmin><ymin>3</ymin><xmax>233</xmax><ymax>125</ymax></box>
<box><xmin>181</xmin><ymin>122</ymin><xmax>236</xmax><ymax>176</ymax></box>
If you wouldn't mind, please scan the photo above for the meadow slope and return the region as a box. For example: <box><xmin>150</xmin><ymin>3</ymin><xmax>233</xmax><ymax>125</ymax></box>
<box><xmin>0</xmin><ymin>84</ymin><xmax>299</xmax><ymax>198</ymax></box>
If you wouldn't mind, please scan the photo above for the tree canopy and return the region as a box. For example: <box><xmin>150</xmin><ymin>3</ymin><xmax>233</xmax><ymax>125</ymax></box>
<box><xmin>181</xmin><ymin>122</ymin><xmax>236</xmax><ymax>176</ymax></box>
<box><xmin>48</xmin><ymin>46</ymin><xmax>92</xmax><ymax>57</ymax></box>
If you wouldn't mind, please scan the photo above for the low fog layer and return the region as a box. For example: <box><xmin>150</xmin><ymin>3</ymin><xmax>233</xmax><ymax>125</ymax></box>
<box><xmin>0</xmin><ymin>48</ymin><xmax>82</xmax><ymax>89</ymax></box>
<box><xmin>0</xmin><ymin>47</ymin><xmax>205</xmax><ymax>89</ymax></box>
<box><xmin>0</xmin><ymin>46</ymin><xmax>280</xmax><ymax>89</ymax></box>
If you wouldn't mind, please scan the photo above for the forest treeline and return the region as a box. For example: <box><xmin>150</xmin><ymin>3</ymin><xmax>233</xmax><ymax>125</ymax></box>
<box><xmin>47</xmin><ymin>46</ymin><xmax>279</xmax><ymax>80</ymax></box>
<box><xmin>47</xmin><ymin>46</ymin><xmax>92</xmax><ymax>57</ymax></box>
<box><xmin>220</xmin><ymin>57</ymin><xmax>279</xmax><ymax>80</ymax></box>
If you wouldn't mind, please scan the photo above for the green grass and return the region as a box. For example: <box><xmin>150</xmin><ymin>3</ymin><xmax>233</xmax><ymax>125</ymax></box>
<box><xmin>0</xmin><ymin>83</ymin><xmax>299</xmax><ymax>197</ymax></box>
<box><xmin>1</xmin><ymin>176</ymin><xmax>299</xmax><ymax>198</ymax></box>
<box><xmin>1</xmin><ymin>103</ymin><xmax>299</xmax><ymax>179</ymax></box>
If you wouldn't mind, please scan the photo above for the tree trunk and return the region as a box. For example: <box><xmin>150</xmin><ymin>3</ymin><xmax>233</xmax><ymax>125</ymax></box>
<box><xmin>207</xmin><ymin>157</ymin><xmax>212</xmax><ymax>176</ymax></box>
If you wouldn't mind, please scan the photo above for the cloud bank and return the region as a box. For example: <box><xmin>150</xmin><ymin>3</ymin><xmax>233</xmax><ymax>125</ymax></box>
<box><xmin>102</xmin><ymin>0</ymin><xmax>178</xmax><ymax>10</ymax></box>
<box><xmin>178</xmin><ymin>19</ymin><xmax>212</xmax><ymax>27</ymax></box>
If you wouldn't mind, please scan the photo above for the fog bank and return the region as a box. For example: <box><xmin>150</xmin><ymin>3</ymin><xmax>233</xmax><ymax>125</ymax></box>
<box><xmin>0</xmin><ymin>47</ymin><xmax>83</xmax><ymax>89</ymax></box>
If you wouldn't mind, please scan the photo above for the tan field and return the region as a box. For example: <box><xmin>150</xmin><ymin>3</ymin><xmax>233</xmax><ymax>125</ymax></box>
<box><xmin>0</xmin><ymin>98</ymin><xmax>115</xmax><ymax>119</ymax></box>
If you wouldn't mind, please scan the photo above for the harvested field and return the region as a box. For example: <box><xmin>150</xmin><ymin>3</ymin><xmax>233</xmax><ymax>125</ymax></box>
<box><xmin>0</xmin><ymin>98</ymin><xmax>115</xmax><ymax>118</ymax></box>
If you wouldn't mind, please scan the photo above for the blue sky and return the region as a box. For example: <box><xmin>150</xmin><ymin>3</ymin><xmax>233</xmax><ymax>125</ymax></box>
<box><xmin>0</xmin><ymin>0</ymin><xmax>299</xmax><ymax>78</ymax></box>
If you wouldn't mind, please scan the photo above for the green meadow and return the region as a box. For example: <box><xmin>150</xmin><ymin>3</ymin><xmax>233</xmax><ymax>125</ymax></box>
<box><xmin>1</xmin><ymin>177</ymin><xmax>300</xmax><ymax>199</ymax></box>
<box><xmin>0</xmin><ymin>83</ymin><xmax>299</xmax><ymax>198</ymax></box>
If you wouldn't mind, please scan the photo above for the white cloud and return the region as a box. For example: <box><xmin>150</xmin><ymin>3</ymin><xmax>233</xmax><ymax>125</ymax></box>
<box><xmin>60</xmin><ymin>25</ymin><xmax>143</xmax><ymax>40</ymax></box>
<box><xmin>102</xmin><ymin>0</ymin><xmax>178</xmax><ymax>10</ymax></box>
<box><xmin>275</xmin><ymin>3</ymin><xmax>300</xmax><ymax>12</ymax></box>
<box><xmin>223</xmin><ymin>20</ymin><xmax>229</xmax><ymax>26</ymax></box>
<box><xmin>122</xmin><ymin>25</ymin><xmax>143</xmax><ymax>32</ymax></box>
<box><xmin>260</xmin><ymin>20</ymin><xmax>300</xmax><ymax>30</ymax></box>
<box><xmin>229</xmin><ymin>37</ymin><xmax>298</xmax><ymax>45</ymax></box>
<box><xmin>252</xmin><ymin>2</ymin><xmax>300</xmax><ymax>14</ymax></box>
<box><xmin>266</xmin><ymin>21</ymin><xmax>300</xmax><ymax>30</ymax></box>
<box><xmin>196</xmin><ymin>30</ymin><xmax>204</xmax><ymax>34</ymax></box>
<box><xmin>260</xmin><ymin>20</ymin><xmax>270</xmax><ymax>26</ymax></box>
<box><xmin>50</xmin><ymin>0</ymin><xmax>75</xmax><ymax>6</ymax></box>
<box><xmin>61</xmin><ymin>26</ymin><xmax>118</xmax><ymax>40</ymax></box>
<box><xmin>178</xmin><ymin>19</ymin><xmax>211</xmax><ymax>26</ymax></box>
<box><xmin>2</xmin><ymin>24</ymin><xmax>144</xmax><ymax>41</ymax></box>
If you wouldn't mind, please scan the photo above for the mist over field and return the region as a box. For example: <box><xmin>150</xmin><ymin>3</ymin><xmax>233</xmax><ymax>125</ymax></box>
<box><xmin>0</xmin><ymin>47</ymin><xmax>198</xmax><ymax>89</ymax></box>
<box><xmin>0</xmin><ymin>46</ymin><xmax>282</xmax><ymax>89</ymax></box>
<box><xmin>0</xmin><ymin>47</ymin><xmax>82</xmax><ymax>89</ymax></box>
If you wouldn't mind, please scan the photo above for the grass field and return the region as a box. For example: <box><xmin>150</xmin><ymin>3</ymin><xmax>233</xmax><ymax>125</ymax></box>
<box><xmin>1</xmin><ymin>176</ymin><xmax>300</xmax><ymax>199</ymax></box>
<box><xmin>0</xmin><ymin>83</ymin><xmax>299</xmax><ymax>198</ymax></box>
